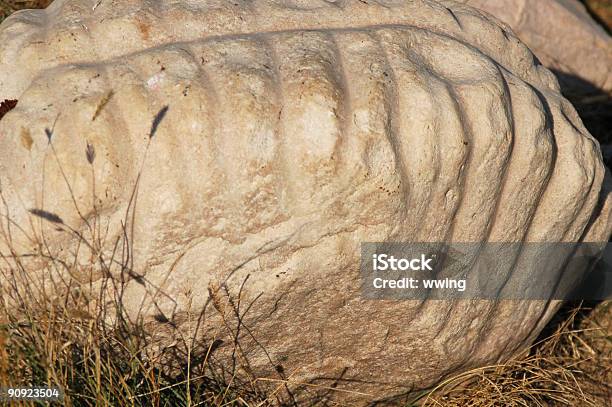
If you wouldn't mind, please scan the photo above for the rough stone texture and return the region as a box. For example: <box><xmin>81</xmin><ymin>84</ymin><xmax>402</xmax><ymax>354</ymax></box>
<box><xmin>461</xmin><ymin>0</ymin><xmax>612</xmax><ymax>95</ymax></box>
<box><xmin>0</xmin><ymin>0</ymin><xmax>611</xmax><ymax>404</ymax></box>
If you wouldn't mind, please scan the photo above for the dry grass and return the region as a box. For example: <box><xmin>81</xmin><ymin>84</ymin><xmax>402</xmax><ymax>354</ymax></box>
<box><xmin>418</xmin><ymin>302</ymin><xmax>612</xmax><ymax>407</ymax></box>
<box><xmin>0</xmin><ymin>298</ymin><xmax>268</xmax><ymax>406</ymax></box>
<box><xmin>1</xmin><ymin>289</ymin><xmax>610</xmax><ymax>406</ymax></box>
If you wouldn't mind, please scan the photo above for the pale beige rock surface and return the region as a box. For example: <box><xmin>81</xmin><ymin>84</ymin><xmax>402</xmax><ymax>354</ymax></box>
<box><xmin>461</xmin><ymin>0</ymin><xmax>612</xmax><ymax>94</ymax></box>
<box><xmin>0</xmin><ymin>0</ymin><xmax>611</xmax><ymax>403</ymax></box>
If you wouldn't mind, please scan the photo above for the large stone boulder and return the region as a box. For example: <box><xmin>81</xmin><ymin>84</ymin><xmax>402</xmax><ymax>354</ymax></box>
<box><xmin>461</xmin><ymin>0</ymin><xmax>612</xmax><ymax>95</ymax></box>
<box><xmin>0</xmin><ymin>0</ymin><xmax>611</xmax><ymax>403</ymax></box>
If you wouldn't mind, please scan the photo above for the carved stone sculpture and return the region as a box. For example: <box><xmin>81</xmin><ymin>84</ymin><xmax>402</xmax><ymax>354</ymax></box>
<box><xmin>0</xmin><ymin>0</ymin><xmax>610</xmax><ymax>403</ymax></box>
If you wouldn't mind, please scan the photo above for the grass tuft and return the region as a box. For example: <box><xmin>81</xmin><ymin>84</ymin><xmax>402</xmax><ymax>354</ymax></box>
<box><xmin>418</xmin><ymin>302</ymin><xmax>611</xmax><ymax>406</ymax></box>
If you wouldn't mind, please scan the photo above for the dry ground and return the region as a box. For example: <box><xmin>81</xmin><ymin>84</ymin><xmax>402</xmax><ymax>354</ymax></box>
<box><xmin>583</xmin><ymin>0</ymin><xmax>612</xmax><ymax>33</ymax></box>
<box><xmin>0</xmin><ymin>1</ymin><xmax>52</xmax><ymax>22</ymax></box>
